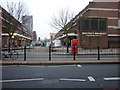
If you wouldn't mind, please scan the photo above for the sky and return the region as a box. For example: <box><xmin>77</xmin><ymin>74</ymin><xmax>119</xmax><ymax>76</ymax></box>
<box><xmin>0</xmin><ymin>0</ymin><xmax>93</xmax><ymax>40</ymax></box>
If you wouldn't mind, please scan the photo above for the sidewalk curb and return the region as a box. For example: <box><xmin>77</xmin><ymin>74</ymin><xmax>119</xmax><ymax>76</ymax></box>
<box><xmin>1</xmin><ymin>61</ymin><xmax>120</xmax><ymax>65</ymax></box>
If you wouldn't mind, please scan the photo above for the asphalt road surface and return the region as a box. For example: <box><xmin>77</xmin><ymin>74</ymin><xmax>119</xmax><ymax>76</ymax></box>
<box><xmin>1</xmin><ymin>64</ymin><xmax>120</xmax><ymax>88</ymax></box>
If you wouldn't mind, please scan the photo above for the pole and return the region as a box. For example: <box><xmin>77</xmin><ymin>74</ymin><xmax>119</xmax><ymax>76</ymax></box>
<box><xmin>49</xmin><ymin>45</ymin><xmax>51</xmax><ymax>61</ymax></box>
<box><xmin>73</xmin><ymin>45</ymin><xmax>76</xmax><ymax>60</ymax></box>
<box><xmin>98</xmin><ymin>46</ymin><xmax>100</xmax><ymax>60</ymax></box>
<box><xmin>24</xmin><ymin>45</ymin><xmax>26</xmax><ymax>61</ymax></box>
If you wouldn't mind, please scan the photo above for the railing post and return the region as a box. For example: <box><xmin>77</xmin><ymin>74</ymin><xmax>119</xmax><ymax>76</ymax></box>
<box><xmin>98</xmin><ymin>46</ymin><xmax>100</xmax><ymax>60</ymax></box>
<box><xmin>24</xmin><ymin>45</ymin><xmax>26</xmax><ymax>61</ymax></box>
<box><xmin>49</xmin><ymin>45</ymin><xmax>51</xmax><ymax>61</ymax></box>
<box><xmin>73</xmin><ymin>45</ymin><xmax>76</xmax><ymax>60</ymax></box>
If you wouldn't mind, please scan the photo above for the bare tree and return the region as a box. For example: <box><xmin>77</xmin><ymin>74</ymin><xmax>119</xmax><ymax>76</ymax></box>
<box><xmin>6</xmin><ymin>1</ymin><xmax>29</xmax><ymax>23</ymax></box>
<box><xmin>50</xmin><ymin>8</ymin><xmax>74</xmax><ymax>30</ymax></box>
<box><xmin>5</xmin><ymin>1</ymin><xmax>30</xmax><ymax>51</ymax></box>
<box><xmin>50</xmin><ymin>8</ymin><xmax>74</xmax><ymax>53</ymax></box>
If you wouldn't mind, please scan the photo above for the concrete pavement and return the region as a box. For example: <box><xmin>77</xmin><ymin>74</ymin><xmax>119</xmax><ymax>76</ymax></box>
<box><xmin>0</xmin><ymin>58</ymin><xmax>119</xmax><ymax>65</ymax></box>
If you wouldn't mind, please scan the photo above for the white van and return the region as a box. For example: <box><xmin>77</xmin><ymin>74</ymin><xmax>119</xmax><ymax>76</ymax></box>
<box><xmin>52</xmin><ymin>40</ymin><xmax>61</xmax><ymax>48</ymax></box>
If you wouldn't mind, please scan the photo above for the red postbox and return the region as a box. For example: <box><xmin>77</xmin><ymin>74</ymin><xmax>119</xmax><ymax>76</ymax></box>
<box><xmin>71</xmin><ymin>39</ymin><xmax>78</xmax><ymax>54</ymax></box>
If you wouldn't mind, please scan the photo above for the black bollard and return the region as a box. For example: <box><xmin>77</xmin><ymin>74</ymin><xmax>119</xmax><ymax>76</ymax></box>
<box><xmin>49</xmin><ymin>45</ymin><xmax>51</xmax><ymax>61</ymax></box>
<box><xmin>24</xmin><ymin>46</ymin><xmax>26</xmax><ymax>61</ymax></box>
<box><xmin>73</xmin><ymin>45</ymin><xmax>76</xmax><ymax>60</ymax></box>
<box><xmin>98</xmin><ymin>46</ymin><xmax>100</xmax><ymax>60</ymax></box>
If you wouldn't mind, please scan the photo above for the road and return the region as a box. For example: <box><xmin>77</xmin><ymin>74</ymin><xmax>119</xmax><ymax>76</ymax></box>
<box><xmin>1</xmin><ymin>64</ymin><xmax>120</xmax><ymax>88</ymax></box>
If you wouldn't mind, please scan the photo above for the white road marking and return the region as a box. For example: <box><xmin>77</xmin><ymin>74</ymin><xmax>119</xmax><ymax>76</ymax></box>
<box><xmin>0</xmin><ymin>65</ymin><xmax>19</xmax><ymax>67</ymax></box>
<box><xmin>62</xmin><ymin>65</ymin><xmax>76</xmax><ymax>67</ymax></box>
<box><xmin>77</xmin><ymin>65</ymin><xmax>82</xmax><ymax>67</ymax></box>
<box><xmin>47</xmin><ymin>65</ymin><xmax>76</xmax><ymax>67</ymax></box>
<box><xmin>20</xmin><ymin>65</ymin><xmax>45</xmax><ymax>68</ymax></box>
<box><xmin>104</xmin><ymin>77</ymin><xmax>120</xmax><ymax>81</ymax></box>
<box><xmin>47</xmin><ymin>66</ymin><xmax>61</xmax><ymax>68</ymax></box>
<box><xmin>60</xmin><ymin>78</ymin><xmax>86</xmax><ymax>82</ymax></box>
<box><xmin>0</xmin><ymin>78</ymin><xmax>44</xmax><ymax>83</ymax></box>
<box><xmin>88</xmin><ymin>76</ymin><xmax>95</xmax><ymax>81</ymax></box>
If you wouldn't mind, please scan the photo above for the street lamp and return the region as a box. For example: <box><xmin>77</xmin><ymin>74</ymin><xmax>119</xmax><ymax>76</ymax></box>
<box><xmin>11</xmin><ymin>35</ymin><xmax>15</xmax><ymax>50</ymax></box>
<box><xmin>11</xmin><ymin>35</ymin><xmax>15</xmax><ymax>39</ymax></box>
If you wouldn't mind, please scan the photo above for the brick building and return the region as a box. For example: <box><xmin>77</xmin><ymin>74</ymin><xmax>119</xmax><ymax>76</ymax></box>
<box><xmin>0</xmin><ymin>6</ymin><xmax>32</xmax><ymax>48</ymax></box>
<box><xmin>55</xmin><ymin>1</ymin><xmax>120</xmax><ymax>48</ymax></box>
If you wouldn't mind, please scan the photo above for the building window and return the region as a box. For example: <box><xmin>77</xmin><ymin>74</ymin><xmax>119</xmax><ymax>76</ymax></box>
<box><xmin>82</xmin><ymin>18</ymin><xmax>107</xmax><ymax>31</ymax></box>
<box><xmin>99</xmin><ymin>20</ymin><xmax>107</xmax><ymax>31</ymax></box>
<box><xmin>82</xmin><ymin>19</ymin><xmax>90</xmax><ymax>30</ymax></box>
<box><xmin>91</xmin><ymin>19</ymin><xmax>98</xmax><ymax>30</ymax></box>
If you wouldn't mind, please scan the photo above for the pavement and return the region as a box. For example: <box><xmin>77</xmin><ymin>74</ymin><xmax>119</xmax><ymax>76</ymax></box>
<box><xmin>0</xmin><ymin>58</ymin><xmax>120</xmax><ymax>65</ymax></box>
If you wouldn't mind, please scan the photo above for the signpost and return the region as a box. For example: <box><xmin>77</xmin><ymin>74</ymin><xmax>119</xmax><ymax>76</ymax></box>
<box><xmin>71</xmin><ymin>39</ymin><xmax>78</xmax><ymax>54</ymax></box>
<box><xmin>71</xmin><ymin>39</ymin><xmax>78</xmax><ymax>60</ymax></box>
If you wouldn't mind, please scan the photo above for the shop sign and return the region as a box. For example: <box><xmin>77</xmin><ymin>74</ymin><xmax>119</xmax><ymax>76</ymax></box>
<box><xmin>82</xmin><ymin>32</ymin><xmax>107</xmax><ymax>37</ymax></box>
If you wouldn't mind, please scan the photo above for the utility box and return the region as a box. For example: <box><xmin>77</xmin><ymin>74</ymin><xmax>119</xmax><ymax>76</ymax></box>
<box><xmin>71</xmin><ymin>39</ymin><xmax>78</xmax><ymax>54</ymax></box>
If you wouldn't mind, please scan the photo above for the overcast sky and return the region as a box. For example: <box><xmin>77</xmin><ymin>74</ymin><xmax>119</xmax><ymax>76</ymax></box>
<box><xmin>1</xmin><ymin>0</ymin><xmax>93</xmax><ymax>40</ymax></box>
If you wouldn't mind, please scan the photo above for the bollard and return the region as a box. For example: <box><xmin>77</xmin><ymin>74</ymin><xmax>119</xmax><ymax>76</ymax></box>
<box><xmin>98</xmin><ymin>46</ymin><xmax>100</xmax><ymax>60</ymax></box>
<box><xmin>24</xmin><ymin>46</ymin><xmax>26</xmax><ymax>61</ymax></box>
<box><xmin>73</xmin><ymin>45</ymin><xmax>76</xmax><ymax>60</ymax></box>
<box><xmin>49</xmin><ymin>45</ymin><xmax>51</xmax><ymax>61</ymax></box>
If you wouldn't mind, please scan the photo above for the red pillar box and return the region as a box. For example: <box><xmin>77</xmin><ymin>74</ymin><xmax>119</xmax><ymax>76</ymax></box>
<box><xmin>71</xmin><ymin>39</ymin><xmax>78</xmax><ymax>54</ymax></box>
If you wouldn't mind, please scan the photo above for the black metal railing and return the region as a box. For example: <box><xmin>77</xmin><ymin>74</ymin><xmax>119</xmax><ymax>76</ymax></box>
<box><xmin>2</xmin><ymin>45</ymin><xmax>119</xmax><ymax>61</ymax></box>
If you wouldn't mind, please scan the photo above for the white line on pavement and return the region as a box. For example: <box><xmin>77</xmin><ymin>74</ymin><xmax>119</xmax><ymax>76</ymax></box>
<box><xmin>0</xmin><ymin>78</ymin><xmax>44</xmax><ymax>83</ymax></box>
<box><xmin>77</xmin><ymin>65</ymin><xmax>82</xmax><ymax>67</ymax></box>
<box><xmin>0</xmin><ymin>65</ymin><xmax>19</xmax><ymax>67</ymax></box>
<box><xmin>20</xmin><ymin>65</ymin><xmax>46</xmax><ymax>68</ymax></box>
<box><xmin>62</xmin><ymin>65</ymin><xmax>76</xmax><ymax>67</ymax></box>
<box><xmin>104</xmin><ymin>77</ymin><xmax>120</xmax><ymax>81</ymax></box>
<box><xmin>88</xmin><ymin>76</ymin><xmax>95</xmax><ymax>81</ymax></box>
<box><xmin>60</xmin><ymin>78</ymin><xmax>86</xmax><ymax>82</ymax></box>
<box><xmin>47</xmin><ymin>65</ymin><xmax>76</xmax><ymax>67</ymax></box>
<box><xmin>47</xmin><ymin>66</ymin><xmax>61</xmax><ymax>68</ymax></box>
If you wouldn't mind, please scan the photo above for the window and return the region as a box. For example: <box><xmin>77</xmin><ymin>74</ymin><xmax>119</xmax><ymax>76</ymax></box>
<box><xmin>99</xmin><ymin>20</ymin><xmax>107</xmax><ymax>31</ymax></box>
<box><xmin>82</xmin><ymin>19</ymin><xmax>90</xmax><ymax>30</ymax></box>
<box><xmin>82</xmin><ymin>18</ymin><xmax>107</xmax><ymax>31</ymax></box>
<box><xmin>91</xmin><ymin>19</ymin><xmax>98</xmax><ymax>30</ymax></box>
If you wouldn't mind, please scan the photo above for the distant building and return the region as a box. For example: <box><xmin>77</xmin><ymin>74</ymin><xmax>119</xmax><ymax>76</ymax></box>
<box><xmin>38</xmin><ymin>37</ymin><xmax>41</xmax><ymax>41</ymax></box>
<box><xmin>22</xmin><ymin>15</ymin><xmax>33</xmax><ymax>32</ymax></box>
<box><xmin>32</xmin><ymin>31</ymin><xmax>37</xmax><ymax>41</ymax></box>
<box><xmin>50</xmin><ymin>33</ymin><xmax>56</xmax><ymax>40</ymax></box>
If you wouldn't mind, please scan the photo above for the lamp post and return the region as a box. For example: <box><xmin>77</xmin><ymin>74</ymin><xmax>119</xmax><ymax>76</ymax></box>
<box><xmin>11</xmin><ymin>35</ymin><xmax>15</xmax><ymax>50</ymax></box>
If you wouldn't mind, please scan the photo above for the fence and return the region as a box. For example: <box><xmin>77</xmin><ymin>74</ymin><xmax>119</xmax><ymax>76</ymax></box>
<box><xmin>1</xmin><ymin>45</ymin><xmax>119</xmax><ymax>61</ymax></box>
